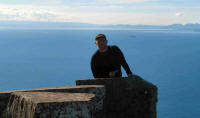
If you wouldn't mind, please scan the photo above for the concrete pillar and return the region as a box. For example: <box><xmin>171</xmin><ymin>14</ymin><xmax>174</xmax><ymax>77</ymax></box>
<box><xmin>76</xmin><ymin>76</ymin><xmax>158</xmax><ymax>118</ymax></box>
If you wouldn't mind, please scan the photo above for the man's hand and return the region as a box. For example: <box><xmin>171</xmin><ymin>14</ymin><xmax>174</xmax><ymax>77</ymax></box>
<box><xmin>128</xmin><ymin>74</ymin><xmax>135</xmax><ymax>79</ymax></box>
<box><xmin>109</xmin><ymin>70</ymin><xmax>118</xmax><ymax>78</ymax></box>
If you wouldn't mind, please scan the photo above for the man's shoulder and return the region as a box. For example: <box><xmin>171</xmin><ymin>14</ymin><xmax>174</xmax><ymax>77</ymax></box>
<box><xmin>91</xmin><ymin>50</ymin><xmax>99</xmax><ymax>59</ymax></box>
<box><xmin>109</xmin><ymin>45</ymin><xmax>120</xmax><ymax>52</ymax></box>
<box><xmin>109</xmin><ymin>45</ymin><xmax>118</xmax><ymax>48</ymax></box>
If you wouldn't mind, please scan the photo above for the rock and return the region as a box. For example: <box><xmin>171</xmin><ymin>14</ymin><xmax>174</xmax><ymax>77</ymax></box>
<box><xmin>1</xmin><ymin>85</ymin><xmax>105</xmax><ymax>118</ymax></box>
<box><xmin>6</xmin><ymin>92</ymin><xmax>95</xmax><ymax>118</ymax></box>
<box><xmin>0</xmin><ymin>76</ymin><xmax>158</xmax><ymax>118</ymax></box>
<box><xmin>76</xmin><ymin>76</ymin><xmax>158</xmax><ymax>118</ymax></box>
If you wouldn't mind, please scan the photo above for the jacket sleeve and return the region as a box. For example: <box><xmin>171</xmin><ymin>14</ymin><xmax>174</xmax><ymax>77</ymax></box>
<box><xmin>91</xmin><ymin>55</ymin><xmax>99</xmax><ymax>78</ymax></box>
<box><xmin>114</xmin><ymin>46</ymin><xmax>133</xmax><ymax>75</ymax></box>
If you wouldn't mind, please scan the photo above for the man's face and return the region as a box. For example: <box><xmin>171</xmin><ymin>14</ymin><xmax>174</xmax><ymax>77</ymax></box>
<box><xmin>95</xmin><ymin>38</ymin><xmax>107</xmax><ymax>50</ymax></box>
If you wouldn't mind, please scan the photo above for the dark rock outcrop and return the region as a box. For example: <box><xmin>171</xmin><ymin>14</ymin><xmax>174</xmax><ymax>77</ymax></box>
<box><xmin>76</xmin><ymin>76</ymin><xmax>158</xmax><ymax>118</ymax></box>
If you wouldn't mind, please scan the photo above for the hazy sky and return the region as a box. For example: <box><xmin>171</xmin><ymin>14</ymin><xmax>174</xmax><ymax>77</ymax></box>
<box><xmin>0</xmin><ymin>0</ymin><xmax>199</xmax><ymax>25</ymax></box>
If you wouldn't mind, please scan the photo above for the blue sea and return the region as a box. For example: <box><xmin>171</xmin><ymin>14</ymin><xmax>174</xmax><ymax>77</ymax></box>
<box><xmin>0</xmin><ymin>29</ymin><xmax>200</xmax><ymax>118</ymax></box>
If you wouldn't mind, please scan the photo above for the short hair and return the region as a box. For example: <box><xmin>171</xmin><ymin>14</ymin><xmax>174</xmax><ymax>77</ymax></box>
<box><xmin>95</xmin><ymin>34</ymin><xmax>106</xmax><ymax>40</ymax></box>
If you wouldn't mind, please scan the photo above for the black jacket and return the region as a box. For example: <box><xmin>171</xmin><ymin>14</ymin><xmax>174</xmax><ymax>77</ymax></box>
<box><xmin>91</xmin><ymin>45</ymin><xmax>132</xmax><ymax>78</ymax></box>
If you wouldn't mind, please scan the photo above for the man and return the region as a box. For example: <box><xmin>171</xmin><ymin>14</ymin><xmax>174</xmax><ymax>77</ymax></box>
<box><xmin>91</xmin><ymin>34</ymin><xmax>133</xmax><ymax>78</ymax></box>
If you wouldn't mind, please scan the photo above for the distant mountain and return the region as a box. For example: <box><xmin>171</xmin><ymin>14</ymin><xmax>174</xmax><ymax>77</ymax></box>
<box><xmin>0</xmin><ymin>21</ymin><xmax>199</xmax><ymax>31</ymax></box>
<box><xmin>166</xmin><ymin>23</ymin><xmax>200</xmax><ymax>31</ymax></box>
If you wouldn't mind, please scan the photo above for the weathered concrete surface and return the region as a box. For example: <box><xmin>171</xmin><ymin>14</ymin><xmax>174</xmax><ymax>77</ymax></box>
<box><xmin>76</xmin><ymin>76</ymin><xmax>158</xmax><ymax>118</ymax></box>
<box><xmin>0</xmin><ymin>76</ymin><xmax>158</xmax><ymax>118</ymax></box>
<box><xmin>5</xmin><ymin>92</ymin><xmax>101</xmax><ymax>118</ymax></box>
<box><xmin>0</xmin><ymin>85</ymin><xmax>105</xmax><ymax>118</ymax></box>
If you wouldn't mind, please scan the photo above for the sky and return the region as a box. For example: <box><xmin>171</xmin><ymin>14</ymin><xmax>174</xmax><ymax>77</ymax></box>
<box><xmin>0</xmin><ymin>0</ymin><xmax>200</xmax><ymax>25</ymax></box>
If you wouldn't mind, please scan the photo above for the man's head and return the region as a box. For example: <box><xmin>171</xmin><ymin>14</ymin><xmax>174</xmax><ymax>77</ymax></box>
<box><xmin>95</xmin><ymin>34</ymin><xmax>108</xmax><ymax>52</ymax></box>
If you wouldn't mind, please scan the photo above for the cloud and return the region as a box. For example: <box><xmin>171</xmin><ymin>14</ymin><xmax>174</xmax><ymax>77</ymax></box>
<box><xmin>32</xmin><ymin>0</ymin><xmax>63</xmax><ymax>5</ymax></box>
<box><xmin>0</xmin><ymin>3</ymin><xmax>199</xmax><ymax>25</ymax></box>
<box><xmin>96</xmin><ymin>0</ymin><xmax>149</xmax><ymax>4</ymax></box>
<box><xmin>71</xmin><ymin>12</ymin><xmax>200</xmax><ymax>25</ymax></box>
<box><xmin>176</xmin><ymin>12</ymin><xmax>184</xmax><ymax>17</ymax></box>
<box><xmin>69</xmin><ymin>12</ymin><xmax>184</xmax><ymax>25</ymax></box>
<box><xmin>115</xmin><ymin>0</ymin><xmax>149</xmax><ymax>3</ymax></box>
<box><xmin>0</xmin><ymin>4</ymin><xmax>73</xmax><ymax>22</ymax></box>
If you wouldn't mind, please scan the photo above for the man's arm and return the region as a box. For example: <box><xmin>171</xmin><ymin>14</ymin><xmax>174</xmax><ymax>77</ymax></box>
<box><xmin>114</xmin><ymin>46</ymin><xmax>133</xmax><ymax>75</ymax></box>
<box><xmin>91</xmin><ymin>56</ymin><xmax>99</xmax><ymax>78</ymax></box>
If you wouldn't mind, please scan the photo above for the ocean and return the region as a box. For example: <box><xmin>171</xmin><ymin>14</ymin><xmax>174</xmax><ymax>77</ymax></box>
<box><xmin>0</xmin><ymin>29</ymin><xmax>200</xmax><ymax>118</ymax></box>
